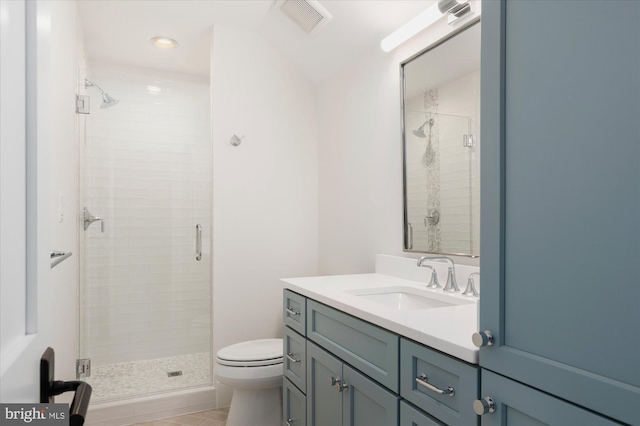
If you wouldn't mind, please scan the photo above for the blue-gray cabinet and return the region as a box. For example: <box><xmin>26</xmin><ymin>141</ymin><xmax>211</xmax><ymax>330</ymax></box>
<box><xmin>400</xmin><ymin>339</ymin><xmax>478</xmax><ymax>426</ymax></box>
<box><xmin>478</xmin><ymin>370</ymin><xmax>621</xmax><ymax>426</ymax></box>
<box><xmin>306</xmin><ymin>341</ymin><xmax>343</xmax><ymax>426</ymax></box>
<box><xmin>284</xmin><ymin>377</ymin><xmax>306</xmax><ymax>426</ymax></box>
<box><xmin>480</xmin><ymin>1</ymin><xmax>640</xmax><ymax>425</ymax></box>
<box><xmin>307</xmin><ymin>341</ymin><xmax>399</xmax><ymax>426</ymax></box>
<box><xmin>400</xmin><ymin>401</ymin><xmax>446</xmax><ymax>426</ymax></box>
<box><xmin>306</xmin><ymin>299</ymin><xmax>399</xmax><ymax>392</ymax></box>
<box><xmin>284</xmin><ymin>290</ymin><xmax>480</xmax><ymax>426</ymax></box>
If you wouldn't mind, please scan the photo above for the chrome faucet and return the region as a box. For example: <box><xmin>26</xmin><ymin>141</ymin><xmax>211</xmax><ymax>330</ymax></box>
<box><xmin>417</xmin><ymin>256</ymin><xmax>460</xmax><ymax>292</ymax></box>
<box><xmin>462</xmin><ymin>272</ymin><xmax>480</xmax><ymax>297</ymax></box>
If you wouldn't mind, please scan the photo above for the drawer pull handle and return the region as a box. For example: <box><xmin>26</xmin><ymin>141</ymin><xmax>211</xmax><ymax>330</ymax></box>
<box><xmin>286</xmin><ymin>307</ymin><xmax>300</xmax><ymax>316</ymax></box>
<box><xmin>416</xmin><ymin>373</ymin><xmax>455</xmax><ymax>397</ymax></box>
<box><xmin>286</xmin><ymin>418</ymin><xmax>294</xmax><ymax>426</ymax></box>
<box><xmin>286</xmin><ymin>352</ymin><xmax>300</xmax><ymax>363</ymax></box>
<box><xmin>329</xmin><ymin>376</ymin><xmax>349</xmax><ymax>392</ymax></box>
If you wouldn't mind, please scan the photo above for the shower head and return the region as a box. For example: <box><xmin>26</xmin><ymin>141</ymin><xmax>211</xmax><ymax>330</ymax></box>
<box><xmin>412</xmin><ymin>118</ymin><xmax>434</xmax><ymax>138</ymax></box>
<box><xmin>100</xmin><ymin>92</ymin><xmax>119</xmax><ymax>108</ymax></box>
<box><xmin>85</xmin><ymin>79</ymin><xmax>119</xmax><ymax>109</ymax></box>
<box><xmin>412</xmin><ymin>128</ymin><xmax>426</xmax><ymax>138</ymax></box>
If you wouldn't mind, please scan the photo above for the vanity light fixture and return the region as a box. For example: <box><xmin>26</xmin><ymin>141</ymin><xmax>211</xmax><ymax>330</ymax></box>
<box><xmin>150</xmin><ymin>37</ymin><xmax>178</xmax><ymax>49</ymax></box>
<box><xmin>380</xmin><ymin>0</ymin><xmax>472</xmax><ymax>52</ymax></box>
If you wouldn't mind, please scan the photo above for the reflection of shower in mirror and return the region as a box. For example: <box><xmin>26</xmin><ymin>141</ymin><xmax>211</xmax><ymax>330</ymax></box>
<box><xmin>414</xmin><ymin>117</ymin><xmax>436</xmax><ymax>166</ymax></box>
<box><xmin>412</xmin><ymin>118</ymin><xmax>433</xmax><ymax>138</ymax></box>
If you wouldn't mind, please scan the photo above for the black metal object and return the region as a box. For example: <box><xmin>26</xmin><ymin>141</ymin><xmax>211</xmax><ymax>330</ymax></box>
<box><xmin>41</xmin><ymin>347</ymin><xmax>92</xmax><ymax>426</ymax></box>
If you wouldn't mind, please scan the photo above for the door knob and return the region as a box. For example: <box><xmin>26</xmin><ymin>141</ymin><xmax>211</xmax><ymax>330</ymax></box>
<box><xmin>473</xmin><ymin>397</ymin><xmax>496</xmax><ymax>415</ymax></box>
<box><xmin>472</xmin><ymin>330</ymin><xmax>494</xmax><ymax>347</ymax></box>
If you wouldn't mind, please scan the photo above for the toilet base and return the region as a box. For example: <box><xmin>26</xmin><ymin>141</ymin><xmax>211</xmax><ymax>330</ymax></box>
<box><xmin>226</xmin><ymin>386</ymin><xmax>282</xmax><ymax>426</ymax></box>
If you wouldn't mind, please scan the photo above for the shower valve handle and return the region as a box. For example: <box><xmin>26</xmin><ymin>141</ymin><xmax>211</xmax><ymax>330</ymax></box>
<box><xmin>83</xmin><ymin>208</ymin><xmax>104</xmax><ymax>232</ymax></box>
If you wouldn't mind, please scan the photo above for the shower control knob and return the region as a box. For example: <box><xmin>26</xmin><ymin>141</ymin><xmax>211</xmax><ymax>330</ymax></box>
<box><xmin>473</xmin><ymin>397</ymin><xmax>496</xmax><ymax>415</ymax></box>
<box><xmin>472</xmin><ymin>330</ymin><xmax>494</xmax><ymax>348</ymax></box>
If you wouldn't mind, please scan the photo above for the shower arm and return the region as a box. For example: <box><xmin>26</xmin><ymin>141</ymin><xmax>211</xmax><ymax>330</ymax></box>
<box><xmin>85</xmin><ymin>79</ymin><xmax>105</xmax><ymax>94</ymax></box>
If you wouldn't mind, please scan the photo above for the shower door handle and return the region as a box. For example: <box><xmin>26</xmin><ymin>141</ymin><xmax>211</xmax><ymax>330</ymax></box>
<box><xmin>195</xmin><ymin>224</ymin><xmax>202</xmax><ymax>261</ymax></box>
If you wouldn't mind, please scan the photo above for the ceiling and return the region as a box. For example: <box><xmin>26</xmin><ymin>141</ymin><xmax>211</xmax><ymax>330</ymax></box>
<box><xmin>77</xmin><ymin>0</ymin><xmax>434</xmax><ymax>83</ymax></box>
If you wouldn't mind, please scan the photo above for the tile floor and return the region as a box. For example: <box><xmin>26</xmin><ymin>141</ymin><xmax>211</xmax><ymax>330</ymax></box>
<box><xmin>132</xmin><ymin>408</ymin><xmax>228</xmax><ymax>426</ymax></box>
<box><xmin>84</xmin><ymin>353</ymin><xmax>212</xmax><ymax>401</ymax></box>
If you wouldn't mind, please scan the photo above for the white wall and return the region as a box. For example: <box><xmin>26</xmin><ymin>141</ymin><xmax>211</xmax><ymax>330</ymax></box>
<box><xmin>317</xmin><ymin>9</ymin><xmax>481</xmax><ymax>275</ymax></box>
<box><xmin>48</xmin><ymin>0</ymin><xmax>85</xmax><ymax>402</ymax></box>
<box><xmin>210</xmin><ymin>25</ymin><xmax>318</xmax><ymax>357</ymax></box>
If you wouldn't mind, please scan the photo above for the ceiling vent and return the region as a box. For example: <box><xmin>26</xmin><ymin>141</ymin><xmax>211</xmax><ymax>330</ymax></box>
<box><xmin>276</xmin><ymin>0</ymin><xmax>333</xmax><ymax>37</ymax></box>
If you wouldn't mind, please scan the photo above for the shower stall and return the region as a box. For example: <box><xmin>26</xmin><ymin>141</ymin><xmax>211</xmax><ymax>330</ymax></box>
<box><xmin>405</xmin><ymin>110</ymin><xmax>479</xmax><ymax>255</ymax></box>
<box><xmin>77</xmin><ymin>66</ymin><xmax>213</xmax><ymax>402</ymax></box>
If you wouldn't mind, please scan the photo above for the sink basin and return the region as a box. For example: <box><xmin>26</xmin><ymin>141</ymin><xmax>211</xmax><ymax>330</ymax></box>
<box><xmin>346</xmin><ymin>286</ymin><xmax>474</xmax><ymax>311</ymax></box>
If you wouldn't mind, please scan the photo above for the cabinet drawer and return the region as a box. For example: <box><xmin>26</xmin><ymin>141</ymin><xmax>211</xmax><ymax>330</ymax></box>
<box><xmin>284</xmin><ymin>290</ymin><xmax>306</xmax><ymax>335</ymax></box>
<box><xmin>400</xmin><ymin>338</ymin><xmax>478</xmax><ymax>426</ymax></box>
<box><xmin>307</xmin><ymin>299</ymin><xmax>399</xmax><ymax>392</ymax></box>
<box><xmin>284</xmin><ymin>326</ymin><xmax>306</xmax><ymax>393</ymax></box>
<box><xmin>284</xmin><ymin>377</ymin><xmax>306</xmax><ymax>426</ymax></box>
<box><xmin>400</xmin><ymin>401</ymin><xmax>446</xmax><ymax>426</ymax></box>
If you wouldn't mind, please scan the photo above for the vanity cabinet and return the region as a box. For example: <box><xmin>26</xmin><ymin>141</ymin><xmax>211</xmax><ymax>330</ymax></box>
<box><xmin>307</xmin><ymin>341</ymin><xmax>399</xmax><ymax>426</ymax></box>
<box><xmin>283</xmin><ymin>289</ymin><xmax>479</xmax><ymax>426</ymax></box>
<box><xmin>480</xmin><ymin>1</ymin><xmax>639</xmax><ymax>425</ymax></box>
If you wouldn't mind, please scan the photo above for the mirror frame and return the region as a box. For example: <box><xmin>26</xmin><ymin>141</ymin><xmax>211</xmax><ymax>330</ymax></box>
<box><xmin>401</xmin><ymin>17</ymin><xmax>481</xmax><ymax>258</ymax></box>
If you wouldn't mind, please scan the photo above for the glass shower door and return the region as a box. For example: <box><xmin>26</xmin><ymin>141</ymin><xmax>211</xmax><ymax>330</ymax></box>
<box><xmin>77</xmin><ymin>67</ymin><xmax>212</xmax><ymax>402</ymax></box>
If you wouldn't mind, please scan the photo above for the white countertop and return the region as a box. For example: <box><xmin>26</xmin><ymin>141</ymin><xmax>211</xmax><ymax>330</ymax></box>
<box><xmin>282</xmin><ymin>272</ymin><xmax>479</xmax><ymax>364</ymax></box>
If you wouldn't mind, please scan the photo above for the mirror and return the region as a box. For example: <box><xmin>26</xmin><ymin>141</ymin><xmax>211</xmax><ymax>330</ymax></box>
<box><xmin>402</xmin><ymin>21</ymin><xmax>480</xmax><ymax>257</ymax></box>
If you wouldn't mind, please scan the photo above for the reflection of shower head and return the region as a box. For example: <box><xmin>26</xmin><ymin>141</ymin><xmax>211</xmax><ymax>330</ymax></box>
<box><xmin>85</xmin><ymin>79</ymin><xmax>119</xmax><ymax>108</ymax></box>
<box><xmin>412</xmin><ymin>118</ymin><xmax>434</xmax><ymax>138</ymax></box>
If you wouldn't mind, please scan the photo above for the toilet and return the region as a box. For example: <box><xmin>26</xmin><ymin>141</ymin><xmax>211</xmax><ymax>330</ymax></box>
<box><xmin>214</xmin><ymin>339</ymin><xmax>283</xmax><ymax>426</ymax></box>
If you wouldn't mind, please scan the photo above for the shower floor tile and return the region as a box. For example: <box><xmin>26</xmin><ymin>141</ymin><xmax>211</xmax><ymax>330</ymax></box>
<box><xmin>83</xmin><ymin>352</ymin><xmax>212</xmax><ymax>402</ymax></box>
<box><xmin>133</xmin><ymin>408</ymin><xmax>228</xmax><ymax>426</ymax></box>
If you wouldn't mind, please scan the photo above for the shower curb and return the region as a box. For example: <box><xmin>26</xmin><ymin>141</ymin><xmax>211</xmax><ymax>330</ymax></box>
<box><xmin>84</xmin><ymin>385</ymin><xmax>218</xmax><ymax>426</ymax></box>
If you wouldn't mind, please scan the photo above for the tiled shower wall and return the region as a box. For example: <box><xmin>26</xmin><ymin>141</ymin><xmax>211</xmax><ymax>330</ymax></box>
<box><xmin>79</xmin><ymin>65</ymin><xmax>212</xmax><ymax>367</ymax></box>
<box><xmin>406</xmin><ymin>70</ymin><xmax>480</xmax><ymax>255</ymax></box>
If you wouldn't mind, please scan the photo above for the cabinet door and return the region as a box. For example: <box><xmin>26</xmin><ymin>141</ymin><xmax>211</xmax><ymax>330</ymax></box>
<box><xmin>342</xmin><ymin>365</ymin><xmax>398</xmax><ymax>426</ymax></box>
<box><xmin>400</xmin><ymin>402</ymin><xmax>446</xmax><ymax>426</ymax></box>
<box><xmin>306</xmin><ymin>342</ymin><xmax>343</xmax><ymax>426</ymax></box>
<box><xmin>284</xmin><ymin>377</ymin><xmax>307</xmax><ymax>426</ymax></box>
<box><xmin>478</xmin><ymin>370</ymin><xmax>622</xmax><ymax>426</ymax></box>
<box><xmin>480</xmin><ymin>1</ymin><xmax>640</xmax><ymax>424</ymax></box>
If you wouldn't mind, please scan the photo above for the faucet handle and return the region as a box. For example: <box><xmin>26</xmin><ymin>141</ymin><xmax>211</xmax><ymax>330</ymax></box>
<box><xmin>420</xmin><ymin>265</ymin><xmax>441</xmax><ymax>289</ymax></box>
<box><xmin>442</xmin><ymin>267</ymin><xmax>460</xmax><ymax>292</ymax></box>
<box><xmin>462</xmin><ymin>272</ymin><xmax>480</xmax><ymax>297</ymax></box>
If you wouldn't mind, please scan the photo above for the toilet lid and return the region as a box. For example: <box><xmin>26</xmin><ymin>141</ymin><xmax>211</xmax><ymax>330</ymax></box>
<box><xmin>216</xmin><ymin>339</ymin><xmax>283</xmax><ymax>367</ymax></box>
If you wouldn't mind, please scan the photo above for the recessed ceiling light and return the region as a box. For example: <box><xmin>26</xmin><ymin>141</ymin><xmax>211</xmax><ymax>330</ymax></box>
<box><xmin>150</xmin><ymin>37</ymin><xmax>178</xmax><ymax>49</ymax></box>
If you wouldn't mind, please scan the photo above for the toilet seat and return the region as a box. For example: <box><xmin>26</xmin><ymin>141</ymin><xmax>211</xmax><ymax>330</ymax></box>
<box><xmin>216</xmin><ymin>338</ymin><xmax>283</xmax><ymax>367</ymax></box>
